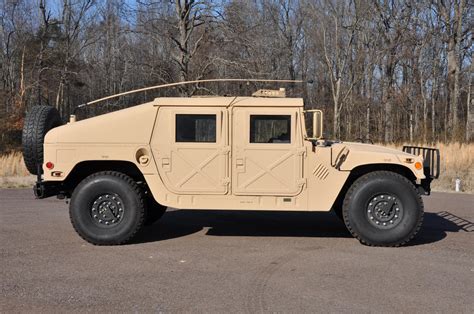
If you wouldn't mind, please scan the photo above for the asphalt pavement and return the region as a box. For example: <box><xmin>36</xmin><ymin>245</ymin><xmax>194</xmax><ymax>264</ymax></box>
<box><xmin>1</xmin><ymin>189</ymin><xmax>473</xmax><ymax>312</ymax></box>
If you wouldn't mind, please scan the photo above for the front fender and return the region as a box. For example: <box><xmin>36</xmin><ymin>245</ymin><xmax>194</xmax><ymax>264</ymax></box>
<box><xmin>331</xmin><ymin>143</ymin><xmax>425</xmax><ymax>181</ymax></box>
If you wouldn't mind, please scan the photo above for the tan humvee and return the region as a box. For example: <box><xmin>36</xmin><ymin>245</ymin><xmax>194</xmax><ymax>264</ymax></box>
<box><xmin>22</xmin><ymin>80</ymin><xmax>440</xmax><ymax>246</ymax></box>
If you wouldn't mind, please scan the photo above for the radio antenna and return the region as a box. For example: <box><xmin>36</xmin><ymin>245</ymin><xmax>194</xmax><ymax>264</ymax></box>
<box><xmin>76</xmin><ymin>78</ymin><xmax>313</xmax><ymax>110</ymax></box>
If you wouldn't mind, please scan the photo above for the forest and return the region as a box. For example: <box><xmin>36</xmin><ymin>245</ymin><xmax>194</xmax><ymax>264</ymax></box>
<box><xmin>0</xmin><ymin>0</ymin><xmax>472</xmax><ymax>153</ymax></box>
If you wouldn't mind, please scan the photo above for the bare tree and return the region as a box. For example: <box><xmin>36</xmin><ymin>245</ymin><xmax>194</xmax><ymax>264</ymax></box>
<box><xmin>466</xmin><ymin>52</ymin><xmax>473</xmax><ymax>142</ymax></box>
<box><xmin>436</xmin><ymin>0</ymin><xmax>467</xmax><ymax>140</ymax></box>
<box><xmin>1</xmin><ymin>0</ymin><xmax>474</xmax><ymax>152</ymax></box>
<box><xmin>170</xmin><ymin>0</ymin><xmax>210</xmax><ymax>95</ymax></box>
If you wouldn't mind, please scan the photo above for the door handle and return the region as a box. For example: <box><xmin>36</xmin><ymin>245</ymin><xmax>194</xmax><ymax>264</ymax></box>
<box><xmin>162</xmin><ymin>158</ymin><xmax>170</xmax><ymax>166</ymax></box>
<box><xmin>236</xmin><ymin>158</ymin><xmax>244</xmax><ymax>167</ymax></box>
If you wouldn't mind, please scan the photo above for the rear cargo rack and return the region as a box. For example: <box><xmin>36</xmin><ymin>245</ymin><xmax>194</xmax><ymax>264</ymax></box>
<box><xmin>403</xmin><ymin>146</ymin><xmax>440</xmax><ymax>179</ymax></box>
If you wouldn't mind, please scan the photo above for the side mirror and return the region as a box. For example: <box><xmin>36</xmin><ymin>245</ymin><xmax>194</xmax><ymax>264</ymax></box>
<box><xmin>304</xmin><ymin>109</ymin><xmax>323</xmax><ymax>139</ymax></box>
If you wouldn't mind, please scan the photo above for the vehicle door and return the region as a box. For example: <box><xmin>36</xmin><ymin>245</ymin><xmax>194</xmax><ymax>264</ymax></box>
<box><xmin>231</xmin><ymin>107</ymin><xmax>305</xmax><ymax>195</ymax></box>
<box><xmin>152</xmin><ymin>107</ymin><xmax>229</xmax><ymax>194</ymax></box>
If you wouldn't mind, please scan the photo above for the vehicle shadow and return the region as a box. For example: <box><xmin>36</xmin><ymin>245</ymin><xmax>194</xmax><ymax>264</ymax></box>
<box><xmin>408</xmin><ymin>211</ymin><xmax>474</xmax><ymax>246</ymax></box>
<box><xmin>133</xmin><ymin>210</ymin><xmax>473</xmax><ymax>246</ymax></box>
<box><xmin>134</xmin><ymin>210</ymin><xmax>350</xmax><ymax>244</ymax></box>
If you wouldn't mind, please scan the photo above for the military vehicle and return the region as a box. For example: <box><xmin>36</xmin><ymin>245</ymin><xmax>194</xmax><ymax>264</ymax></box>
<box><xmin>22</xmin><ymin>79</ymin><xmax>440</xmax><ymax>246</ymax></box>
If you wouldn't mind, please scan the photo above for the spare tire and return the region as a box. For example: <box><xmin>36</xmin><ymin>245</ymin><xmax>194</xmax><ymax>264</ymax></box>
<box><xmin>22</xmin><ymin>105</ymin><xmax>62</xmax><ymax>175</ymax></box>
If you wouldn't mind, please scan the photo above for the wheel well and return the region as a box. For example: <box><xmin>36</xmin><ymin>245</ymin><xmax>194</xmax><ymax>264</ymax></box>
<box><xmin>62</xmin><ymin>161</ymin><xmax>146</xmax><ymax>195</ymax></box>
<box><xmin>332</xmin><ymin>164</ymin><xmax>417</xmax><ymax>213</ymax></box>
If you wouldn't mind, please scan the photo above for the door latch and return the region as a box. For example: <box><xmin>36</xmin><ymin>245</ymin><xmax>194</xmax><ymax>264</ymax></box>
<box><xmin>236</xmin><ymin>158</ymin><xmax>244</xmax><ymax>167</ymax></box>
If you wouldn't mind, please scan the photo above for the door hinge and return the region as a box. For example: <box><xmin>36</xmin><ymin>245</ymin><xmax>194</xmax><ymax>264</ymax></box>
<box><xmin>296</xmin><ymin>147</ymin><xmax>307</xmax><ymax>156</ymax></box>
<box><xmin>221</xmin><ymin>146</ymin><xmax>231</xmax><ymax>155</ymax></box>
<box><xmin>221</xmin><ymin>178</ymin><xmax>231</xmax><ymax>186</ymax></box>
<box><xmin>297</xmin><ymin>178</ymin><xmax>307</xmax><ymax>187</ymax></box>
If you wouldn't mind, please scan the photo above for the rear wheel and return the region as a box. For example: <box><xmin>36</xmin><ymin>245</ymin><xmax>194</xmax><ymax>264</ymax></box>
<box><xmin>342</xmin><ymin>171</ymin><xmax>423</xmax><ymax>247</ymax></box>
<box><xmin>69</xmin><ymin>171</ymin><xmax>146</xmax><ymax>245</ymax></box>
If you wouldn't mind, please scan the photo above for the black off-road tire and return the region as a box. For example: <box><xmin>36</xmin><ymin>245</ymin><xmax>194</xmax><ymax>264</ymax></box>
<box><xmin>342</xmin><ymin>171</ymin><xmax>423</xmax><ymax>247</ymax></box>
<box><xmin>69</xmin><ymin>171</ymin><xmax>146</xmax><ymax>245</ymax></box>
<box><xmin>332</xmin><ymin>194</ymin><xmax>344</xmax><ymax>221</ymax></box>
<box><xmin>145</xmin><ymin>196</ymin><xmax>167</xmax><ymax>225</ymax></box>
<box><xmin>333</xmin><ymin>206</ymin><xmax>343</xmax><ymax>221</ymax></box>
<box><xmin>22</xmin><ymin>105</ymin><xmax>62</xmax><ymax>175</ymax></box>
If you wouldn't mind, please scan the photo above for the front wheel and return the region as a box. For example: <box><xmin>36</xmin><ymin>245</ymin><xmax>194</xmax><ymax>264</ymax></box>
<box><xmin>69</xmin><ymin>171</ymin><xmax>146</xmax><ymax>245</ymax></box>
<box><xmin>342</xmin><ymin>171</ymin><xmax>423</xmax><ymax>247</ymax></box>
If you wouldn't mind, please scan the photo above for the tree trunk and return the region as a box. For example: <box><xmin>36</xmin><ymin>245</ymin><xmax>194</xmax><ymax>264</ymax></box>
<box><xmin>384</xmin><ymin>56</ymin><xmax>394</xmax><ymax>143</ymax></box>
<box><xmin>467</xmin><ymin>94</ymin><xmax>473</xmax><ymax>142</ymax></box>
<box><xmin>445</xmin><ymin>0</ymin><xmax>465</xmax><ymax>140</ymax></box>
<box><xmin>366</xmin><ymin>62</ymin><xmax>373</xmax><ymax>140</ymax></box>
<box><xmin>467</xmin><ymin>54</ymin><xmax>474</xmax><ymax>142</ymax></box>
<box><xmin>447</xmin><ymin>35</ymin><xmax>456</xmax><ymax>133</ymax></box>
<box><xmin>431</xmin><ymin>49</ymin><xmax>439</xmax><ymax>143</ymax></box>
<box><xmin>366</xmin><ymin>105</ymin><xmax>370</xmax><ymax>140</ymax></box>
<box><xmin>332</xmin><ymin>78</ymin><xmax>341</xmax><ymax>138</ymax></box>
<box><xmin>419</xmin><ymin>62</ymin><xmax>428</xmax><ymax>143</ymax></box>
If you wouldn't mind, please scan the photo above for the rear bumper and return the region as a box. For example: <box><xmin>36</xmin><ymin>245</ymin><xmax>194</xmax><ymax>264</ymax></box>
<box><xmin>403</xmin><ymin>146</ymin><xmax>440</xmax><ymax>195</ymax></box>
<box><xmin>34</xmin><ymin>180</ymin><xmax>64</xmax><ymax>199</ymax></box>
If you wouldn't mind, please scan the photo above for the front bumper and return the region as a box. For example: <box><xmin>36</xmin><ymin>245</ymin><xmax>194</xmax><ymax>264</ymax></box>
<box><xmin>403</xmin><ymin>146</ymin><xmax>440</xmax><ymax>195</ymax></box>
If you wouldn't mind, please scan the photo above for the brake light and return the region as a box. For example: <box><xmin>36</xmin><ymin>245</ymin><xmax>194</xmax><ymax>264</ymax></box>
<box><xmin>45</xmin><ymin>162</ymin><xmax>54</xmax><ymax>170</ymax></box>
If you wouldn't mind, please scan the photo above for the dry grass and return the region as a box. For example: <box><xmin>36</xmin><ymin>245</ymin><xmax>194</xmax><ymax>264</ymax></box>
<box><xmin>0</xmin><ymin>152</ymin><xmax>36</xmax><ymax>188</ymax></box>
<box><xmin>0</xmin><ymin>144</ymin><xmax>473</xmax><ymax>192</ymax></box>
<box><xmin>383</xmin><ymin>143</ymin><xmax>473</xmax><ymax>193</ymax></box>
<box><xmin>0</xmin><ymin>176</ymin><xmax>36</xmax><ymax>188</ymax></box>
<box><xmin>0</xmin><ymin>151</ymin><xmax>30</xmax><ymax>177</ymax></box>
<box><xmin>426</xmin><ymin>143</ymin><xmax>473</xmax><ymax>193</ymax></box>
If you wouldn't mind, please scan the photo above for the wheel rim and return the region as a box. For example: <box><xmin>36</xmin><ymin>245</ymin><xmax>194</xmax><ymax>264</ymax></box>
<box><xmin>366</xmin><ymin>193</ymin><xmax>403</xmax><ymax>229</ymax></box>
<box><xmin>91</xmin><ymin>193</ymin><xmax>124</xmax><ymax>226</ymax></box>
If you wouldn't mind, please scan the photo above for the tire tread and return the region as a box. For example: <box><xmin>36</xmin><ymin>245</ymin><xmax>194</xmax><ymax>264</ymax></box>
<box><xmin>22</xmin><ymin>105</ymin><xmax>61</xmax><ymax>174</ymax></box>
<box><xmin>69</xmin><ymin>171</ymin><xmax>146</xmax><ymax>245</ymax></box>
<box><xmin>342</xmin><ymin>171</ymin><xmax>424</xmax><ymax>247</ymax></box>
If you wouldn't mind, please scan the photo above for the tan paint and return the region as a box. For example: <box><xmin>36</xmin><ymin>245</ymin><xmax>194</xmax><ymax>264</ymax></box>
<box><xmin>43</xmin><ymin>95</ymin><xmax>425</xmax><ymax>211</ymax></box>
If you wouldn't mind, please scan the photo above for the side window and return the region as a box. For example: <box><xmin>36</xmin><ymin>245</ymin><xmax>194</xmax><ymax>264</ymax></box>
<box><xmin>250</xmin><ymin>115</ymin><xmax>291</xmax><ymax>143</ymax></box>
<box><xmin>176</xmin><ymin>114</ymin><xmax>216</xmax><ymax>143</ymax></box>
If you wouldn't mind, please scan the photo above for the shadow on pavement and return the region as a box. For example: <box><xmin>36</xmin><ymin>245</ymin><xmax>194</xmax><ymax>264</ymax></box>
<box><xmin>408</xmin><ymin>211</ymin><xmax>473</xmax><ymax>246</ymax></box>
<box><xmin>134</xmin><ymin>210</ymin><xmax>473</xmax><ymax>246</ymax></box>
<box><xmin>134</xmin><ymin>210</ymin><xmax>349</xmax><ymax>244</ymax></box>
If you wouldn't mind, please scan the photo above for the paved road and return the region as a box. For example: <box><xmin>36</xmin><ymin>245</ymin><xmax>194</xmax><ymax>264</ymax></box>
<box><xmin>1</xmin><ymin>190</ymin><xmax>473</xmax><ymax>312</ymax></box>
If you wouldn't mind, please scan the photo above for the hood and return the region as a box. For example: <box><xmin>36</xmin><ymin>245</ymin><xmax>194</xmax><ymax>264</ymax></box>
<box><xmin>330</xmin><ymin>142</ymin><xmax>425</xmax><ymax>179</ymax></box>
<box><xmin>340</xmin><ymin>142</ymin><xmax>415</xmax><ymax>157</ymax></box>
